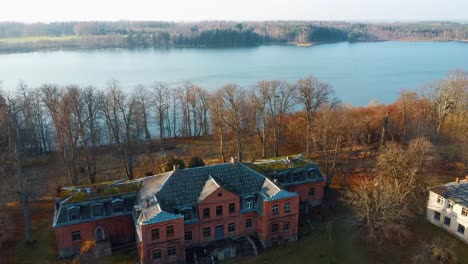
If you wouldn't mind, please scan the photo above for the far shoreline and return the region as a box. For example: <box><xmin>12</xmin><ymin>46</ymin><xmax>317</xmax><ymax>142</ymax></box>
<box><xmin>1</xmin><ymin>39</ymin><xmax>468</xmax><ymax>55</ymax></box>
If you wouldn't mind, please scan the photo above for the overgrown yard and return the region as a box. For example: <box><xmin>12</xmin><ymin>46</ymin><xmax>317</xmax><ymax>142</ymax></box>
<box><xmin>3</xmin><ymin>199</ymin><xmax>468</xmax><ymax>264</ymax></box>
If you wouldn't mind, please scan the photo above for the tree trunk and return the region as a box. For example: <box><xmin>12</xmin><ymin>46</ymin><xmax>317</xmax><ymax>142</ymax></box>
<box><xmin>13</xmin><ymin>125</ymin><xmax>32</xmax><ymax>242</ymax></box>
<box><xmin>380</xmin><ymin>111</ymin><xmax>389</xmax><ymax>146</ymax></box>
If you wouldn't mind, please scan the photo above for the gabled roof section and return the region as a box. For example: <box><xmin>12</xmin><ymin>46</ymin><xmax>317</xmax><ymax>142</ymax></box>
<box><xmin>198</xmin><ymin>175</ymin><xmax>221</xmax><ymax>202</ymax></box>
<box><xmin>155</xmin><ymin>163</ymin><xmax>268</xmax><ymax>211</ymax></box>
<box><xmin>139</xmin><ymin>203</ymin><xmax>183</xmax><ymax>225</ymax></box>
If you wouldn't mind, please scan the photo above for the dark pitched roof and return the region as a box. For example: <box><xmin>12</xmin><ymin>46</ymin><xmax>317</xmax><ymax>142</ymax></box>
<box><xmin>135</xmin><ymin>162</ymin><xmax>296</xmax><ymax>225</ymax></box>
<box><xmin>155</xmin><ymin>163</ymin><xmax>272</xmax><ymax>211</ymax></box>
<box><xmin>429</xmin><ymin>180</ymin><xmax>468</xmax><ymax>207</ymax></box>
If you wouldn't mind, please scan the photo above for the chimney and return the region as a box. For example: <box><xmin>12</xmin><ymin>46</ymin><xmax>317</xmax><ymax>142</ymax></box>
<box><xmin>456</xmin><ymin>177</ymin><xmax>460</xmax><ymax>184</ymax></box>
<box><xmin>173</xmin><ymin>164</ymin><xmax>179</xmax><ymax>172</ymax></box>
<box><xmin>231</xmin><ymin>156</ymin><xmax>238</xmax><ymax>165</ymax></box>
<box><xmin>465</xmin><ymin>175</ymin><xmax>468</xmax><ymax>182</ymax></box>
<box><xmin>145</xmin><ymin>199</ymin><xmax>151</xmax><ymax>208</ymax></box>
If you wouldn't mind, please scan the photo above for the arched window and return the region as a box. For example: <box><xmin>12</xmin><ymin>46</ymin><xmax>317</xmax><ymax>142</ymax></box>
<box><xmin>95</xmin><ymin>227</ymin><xmax>105</xmax><ymax>241</ymax></box>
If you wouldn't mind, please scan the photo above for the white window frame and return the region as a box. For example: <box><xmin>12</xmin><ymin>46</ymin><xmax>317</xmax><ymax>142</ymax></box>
<box><xmin>437</xmin><ymin>195</ymin><xmax>444</xmax><ymax>205</ymax></box>
<box><xmin>272</xmin><ymin>204</ymin><xmax>279</xmax><ymax>215</ymax></box>
<box><xmin>448</xmin><ymin>200</ymin><xmax>454</xmax><ymax>209</ymax></box>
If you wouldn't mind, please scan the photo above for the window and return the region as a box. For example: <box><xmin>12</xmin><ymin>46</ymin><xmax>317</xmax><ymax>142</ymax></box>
<box><xmin>271</xmin><ymin>223</ymin><xmax>279</xmax><ymax>233</ymax></box>
<box><xmin>283</xmin><ymin>221</ymin><xmax>290</xmax><ymax>231</ymax></box>
<box><xmin>448</xmin><ymin>200</ymin><xmax>454</xmax><ymax>209</ymax></box>
<box><xmin>309</xmin><ymin>188</ymin><xmax>315</xmax><ymax>197</ymax></box>
<box><xmin>92</xmin><ymin>204</ymin><xmax>104</xmax><ymax>217</ymax></box>
<box><xmin>152</xmin><ymin>249</ymin><xmax>161</xmax><ymax>259</ymax></box>
<box><xmin>434</xmin><ymin>211</ymin><xmax>441</xmax><ymax>221</ymax></box>
<box><xmin>112</xmin><ymin>199</ymin><xmax>124</xmax><ymax>213</ymax></box>
<box><xmin>95</xmin><ymin>227</ymin><xmax>104</xmax><ymax>241</ymax></box>
<box><xmin>68</xmin><ymin>206</ymin><xmax>80</xmax><ymax>221</ymax></box>
<box><xmin>216</xmin><ymin>205</ymin><xmax>223</xmax><ymax>216</ymax></box>
<box><xmin>151</xmin><ymin>228</ymin><xmax>160</xmax><ymax>240</ymax></box>
<box><xmin>246</xmin><ymin>200</ymin><xmax>253</xmax><ymax>209</ymax></box>
<box><xmin>203</xmin><ymin>228</ymin><xmax>210</xmax><ymax>238</ymax></box>
<box><xmin>229</xmin><ymin>203</ymin><xmax>235</xmax><ymax>213</ymax></box>
<box><xmin>437</xmin><ymin>195</ymin><xmax>444</xmax><ymax>205</ymax></box>
<box><xmin>203</xmin><ymin>208</ymin><xmax>210</xmax><ymax>218</ymax></box>
<box><xmin>462</xmin><ymin>208</ymin><xmax>468</xmax><ymax>217</ymax></box>
<box><xmin>245</xmin><ymin>218</ymin><xmax>252</xmax><ymax>228</ymax></box>
<box><xmin>307</xmin><ymin>168</ymin><xmax>317</xmax><ymax>178</ymax></box>
<box><xmin>71</xmin><ymin>231</ymin><xmax>81</xmax><ymax>241</ymax></box>
<box><xmin>167</xmin><ymin>246</ymin><xmax>176</xmax><ymax>257</ymax></box>
<box><xmin>183</xmin><ymin>210</ymin><xmax>192</xmax><ymax>221</ymax></box>
<box><xmin>444</xmin><ymin>216</ymin><xmax>451</xmax><ymax>226</ymax></box>
<box><xmin>458</xmin><ymin>224</ymin><xmax>465</xmax><ymax>235</ymax></box>
<box><xmin>272</xmin><ymin>204</ymin><xmax>279</xmax><ymax>215</ymax></box>
<box><xmin>68</xmin><ymin>210</ymin><xmax>80</xmax><ymax>221</ymax></box>
<box><xmin>167</xmin><ymin>225</ymin><xmax>174</xmax><ymax>236</ymax></box>
<box><xmin>218</xmin><ymin>192</ymin><xmax>222</xmax><ymax>197</ymax></box>
<box><xmin>284</xmin><ymin>203</ymin><xmax>291</xmax><ymax>212</ymax></box>
<box><xmin>185</xmin><ymin>231</ymin><xmax>192</xmax><ymax>240</ymax></box>
<box><xmin>228</xmin><ymin>223</ymin><xmax>235</xmax><ymax>232</ymax></box>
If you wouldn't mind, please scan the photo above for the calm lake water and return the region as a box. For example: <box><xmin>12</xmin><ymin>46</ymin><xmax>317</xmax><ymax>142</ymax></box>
<box><xmin>1</xmin><ymin>41</ymin><xmax>468</xmax><ymax>105</ymax></box>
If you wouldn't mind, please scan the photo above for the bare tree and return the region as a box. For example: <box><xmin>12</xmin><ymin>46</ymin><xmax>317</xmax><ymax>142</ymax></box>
<box><xmin>134</xmin><ymin>85</ymin><xmax>152</xmax><ymax>141</ymax></box>
<box><xmin>413</xmin><ymin>238</ymin><xmax>457</xmax><ymax>264</ymax></box>
<box><xmin>41</xmin><ymin>84</ymin><xmax>83</xmax><ymax>185</ymax></box>
<box><xmin>82</xmin><ymin>86</ymin><xmax>100</xmax><ymax>183</ymax></box>
<box><xmin>422</xmin><ymin>72</ymin><xmax>467</xmax><ymax>136</ymax></box>
<box><xmin>219</xmin><ymin>84</ymin><xmax>247</xmax><ymax>161</ymax></box>
<box><xmin>251</xmin><ymin>81</ymin><xmax>270</xmax><ymax>158</ymax></box>
<box><xmin>99</xmin><ymin>80</ymin><xmax>136</xmax><ymax>180</ymax></box>
<box><xmin>268</xmin><ymin>81</ymin><xmax>296</xmax><ymax>157</ymax></box>
<box><xmin>345</xmin><ymin>137</ymin><xmax>433</xmax><ymax>243</ymax></box>
<box><xmin>1</xmin><ymin>89</ymin><xmax>33</xmax><ymax>242</ymax></box>
<box><xmin>152</xmin><ymin>82</ymin><xmax>169</xmax><ymax>139</ymax></box>
<box><xmin>210</xmin><ymin>90</ymin><xmax>227</xmax><ymax>162</ymax></box>
<box><xmin>295</xmin><ymin>76</ymin><xmax>334</xmax><ymax>156</ymax></box>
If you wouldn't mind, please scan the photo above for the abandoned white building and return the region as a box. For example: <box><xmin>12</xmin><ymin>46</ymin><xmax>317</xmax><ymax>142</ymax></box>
<box><xmin>427</xmin><ymin>177</ymin><xmax>468</xmax><ymax>243</ymax></box>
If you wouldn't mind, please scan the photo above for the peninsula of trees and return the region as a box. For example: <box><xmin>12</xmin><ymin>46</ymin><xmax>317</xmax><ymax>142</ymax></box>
<box><xmin>1</xmin><ymin>21</ymin><xmax>468</xmax><ymax>52</ymax></box>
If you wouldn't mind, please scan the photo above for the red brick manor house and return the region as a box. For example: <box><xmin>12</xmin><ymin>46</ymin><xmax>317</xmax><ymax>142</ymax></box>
<box><xmin>53</xmin><ymin>155</ymin><xmax>325</xmax><ymax>263</ymax></box>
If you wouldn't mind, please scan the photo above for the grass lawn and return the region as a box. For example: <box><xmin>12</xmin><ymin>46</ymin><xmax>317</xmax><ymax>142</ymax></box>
<box><xmin>226</xmin><ymin>204</ymin><xmax>468</xmax><ymax>264</ymax></box>
<box><xmin>0</xmin><ymin>36</ymin><xmax>79</xmax><ymax>44</ymax></box>
<box><xmin>226</xmin><ymin>208</ymin><xmax>371</xmax><ymax>264</ymax></box>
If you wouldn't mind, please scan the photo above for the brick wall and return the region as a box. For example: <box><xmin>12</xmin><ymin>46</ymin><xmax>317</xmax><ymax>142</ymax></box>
<box><xmin>54</xmin><ymin>214</ymin><xmax>134</xmax><ymax>257</ymax></box>
<box><xmin>140</xmin><ymin>218</ymin><xmax>185</xmax><ymax>264</ymax></box>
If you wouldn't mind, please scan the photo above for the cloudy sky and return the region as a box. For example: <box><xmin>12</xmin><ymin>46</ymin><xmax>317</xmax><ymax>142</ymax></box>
<box><xmin>1</xmin><ymin>0</ymin><xmax>467</xmax><ymax>22</ymax></box>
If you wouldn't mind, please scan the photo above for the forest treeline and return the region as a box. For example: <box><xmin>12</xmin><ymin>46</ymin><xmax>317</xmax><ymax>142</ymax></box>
<box><xmin>1</xmin><ymin>72</ymin><xmax>467</xmax><ymax>186</ymax></box>
<box><xmin>1</xmin><ymin>21</ymin><xmax>468</xmax><ymax>52</ymax></box>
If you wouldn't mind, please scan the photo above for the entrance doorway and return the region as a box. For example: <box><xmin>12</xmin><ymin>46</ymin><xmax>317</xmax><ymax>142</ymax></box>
<box><xmin>215</xmin><ymin>225</ymin><xmax>224</xmax><ymax>240</ymax></box>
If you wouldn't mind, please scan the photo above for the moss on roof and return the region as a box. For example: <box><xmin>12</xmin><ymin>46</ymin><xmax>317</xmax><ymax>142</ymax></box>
<box><xmin>248</xmin><ymin>154</ymin><xmax>318</xmax><ymax>173</ymax></box>
<box><xmin>62</xmin><ymin>181</ymin><xmax>141</xmax><ymax>203</ymax></box>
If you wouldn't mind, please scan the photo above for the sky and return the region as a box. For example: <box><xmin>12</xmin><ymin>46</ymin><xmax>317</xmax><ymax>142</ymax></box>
<box><xmin>1</xmin><ymin>0</ymin><xmax>467</xmax><ymax>22</ymax></box>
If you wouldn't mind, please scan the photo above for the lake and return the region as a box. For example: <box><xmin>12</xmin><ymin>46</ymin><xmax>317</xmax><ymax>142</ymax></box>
<box><xmin>1</xmin><ymin>41</ymin><xmax>467</xmax><ymax>105</ymax></box>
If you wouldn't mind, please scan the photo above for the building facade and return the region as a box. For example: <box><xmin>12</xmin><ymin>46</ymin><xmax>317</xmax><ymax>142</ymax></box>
<box><xmin>53</xmin><ymin>156</ymin><xmax>324</xmax><ymax>263</ymax></box>
<box><xmin>427</xmin><ymin>178</ymin><xmax>468</xmax><ymax>244</ymax></box>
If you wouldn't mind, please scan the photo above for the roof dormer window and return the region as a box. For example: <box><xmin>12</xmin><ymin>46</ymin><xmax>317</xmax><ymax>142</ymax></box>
<box><xmin>181</xmin><ymin>207</ymin><xmax>193</xmax><ymax>221</ymax></box>
<box><xmin>112</xmin><ymin>198</ymin><xmax>124</xmax><ymax>214</ymax></box>
<box><xmin>92</xmin><ymin>203</ymin><xmax>104</xmax><ymax>217</ymax></box>
<box><xmin>68</xmin><ymin>205</ymin><xmax>80</xmax><ymax>221</ymax></box>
